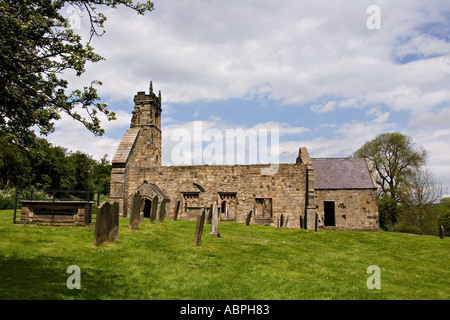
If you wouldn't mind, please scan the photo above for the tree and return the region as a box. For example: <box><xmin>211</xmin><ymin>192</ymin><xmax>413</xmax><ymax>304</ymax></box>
<box><xmin>92</xmin><ymin>154</ymin><xmax>111</xmax><ymax>195</ymax></box>
<box><xmin>0</xmin><ymin>0</ymin><xmax>154</xmax><ymax>143</ymax></box>
<box><xmin>28</xmin><ymin>137</ymin><xmax>72</xmax><ymax>189</ymax></box>
<box><xmin>0</xmin><ymin>135</ymin><xmax>32</xmax><ymax>188</ymax></box>
<box><xmin>353</xmin><ymin>132</ymin><xmax>427</xmax><ymax>201</ymax></box>
<box><xmin>400</xmin><ymin>168</ymin><xmax>445</xmax><ymax>234</ymax></box>
<box><xmin>67</xmin><ymin>151</ymin><xmax>96</xmax><ymax>191</ymax></box>
<box><xmin>377</xmin><ymin>194</ymin><xmax>401</xmax><ymax>230</ymax></box>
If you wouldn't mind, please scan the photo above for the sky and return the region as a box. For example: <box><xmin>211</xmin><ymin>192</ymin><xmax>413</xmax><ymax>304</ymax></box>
<box><xmin>48</xmin><ymin>0</ymin><xmax>450</xmax><ymax>194</ymax></box>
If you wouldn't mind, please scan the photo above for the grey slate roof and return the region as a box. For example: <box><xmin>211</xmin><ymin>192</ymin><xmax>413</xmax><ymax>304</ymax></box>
<box><xmin>311</xmin><ymin>158</ymin><xmax>376</xmax><ymax>190</ymax></box>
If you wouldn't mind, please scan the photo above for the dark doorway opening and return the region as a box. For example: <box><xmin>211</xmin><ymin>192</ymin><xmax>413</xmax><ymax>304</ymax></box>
<box><xmin>324</xmin><ymin>201</ymin><xmax>335</xmax><ymax>227</ymax></box>
<box><xmin>143</xmin><ymin>199</ymin><xmax>152</xmax><ymax>218</ymax></box>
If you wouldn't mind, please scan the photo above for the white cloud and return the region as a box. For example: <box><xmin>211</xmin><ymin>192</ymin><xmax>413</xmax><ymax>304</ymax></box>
<box><xmin>51</xmin><ymin>1</ymin><xmax>450</xmax><ymax>192</ymax></box>
<box><xmin>311</xmin><ymin>101</ymin><xmax>336</xmax><ymax>113</ymax></box>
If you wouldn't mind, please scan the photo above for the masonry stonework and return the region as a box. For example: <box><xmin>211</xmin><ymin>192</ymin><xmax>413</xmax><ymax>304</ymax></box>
<box><xmin>110</xmin><ymin>84</ymin><xmax>380</xmax><ymax>231</ymax></box>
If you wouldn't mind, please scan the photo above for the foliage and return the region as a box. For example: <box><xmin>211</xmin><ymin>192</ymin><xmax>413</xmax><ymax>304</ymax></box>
<box><xmin>377</xmin><ymin>194</ymin><xmax>401</xmax><ymax>230</ymax></box>
<box><xmin>399</xmin><ymin>168</ymin><xmax>445</xmax><ymax>234</ymax></box>
<box><xmin>0</xmin><ymin>0</ymin><xmax>153</xmax><ymax>142</ymax></box>
<box><xmin>354</xmin><ymin>132</ymin><xmax>427</xmax><ymax>201</ymax></box>
<box><xmin>0</xmin><ymin>189</ymin><xmax>15</xmax><ymax>209</ymax></box>
<box><xmin>0</xmin><ymin>134</ymin><xmax>111</xmax><ymax>206</ymax></box>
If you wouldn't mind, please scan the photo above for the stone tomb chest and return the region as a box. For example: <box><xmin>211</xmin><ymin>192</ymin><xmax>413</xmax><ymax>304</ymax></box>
<box><xmin>20</xmin><ymin>200</ymin><xmax>94</xmax><ymax>226</ymax></box>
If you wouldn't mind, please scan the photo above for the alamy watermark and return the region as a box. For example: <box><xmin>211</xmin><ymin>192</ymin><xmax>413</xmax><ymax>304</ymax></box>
<box><xmin>170</xmin><ymin>121</ymin><xmax>280</xmax><ymax>175</ymax></box>
<box><xmin>66</xmin><ymin>5</ymin><xmax>81</xmax><ymax>30</ymax></box>
<box><xmin>366</xmin><ymin>265</ymin><xmax>381</xmax><ymax>289</ymax></box>
<box><xmin>366</xmin><ymin>5</ymin><xmax>381</xmax><ymax>30</ymax></box>
<box><xmin>66</xmin><ymin>265</ymin><xmax>81</xmax><ymax>290</ymax></box>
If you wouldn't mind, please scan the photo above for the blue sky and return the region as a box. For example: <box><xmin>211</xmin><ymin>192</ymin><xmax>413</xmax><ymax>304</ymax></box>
<box><xmin>49</xmin><ymin>0</ymin><xmax>450</xmax><ymax>194</ymax></box>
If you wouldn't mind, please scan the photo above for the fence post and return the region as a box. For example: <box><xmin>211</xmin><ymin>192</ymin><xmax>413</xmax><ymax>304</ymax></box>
<box><xmin>86</xmin><ymin>188</ymin><xmax>91</xmax><ymax>225</ymax></box>
<box><xmin>13</xmin><ymin>187</ymin><xmax>19</xmax><ymax>224</ymax></box>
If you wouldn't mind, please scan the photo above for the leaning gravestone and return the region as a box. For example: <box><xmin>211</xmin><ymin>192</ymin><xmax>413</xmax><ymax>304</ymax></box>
<box><xmin>158</xmin><ymin>199</ymin><xmax>166</xmax><ymax>223</ymax></box>
<box><xmin>245</xmin><ymin>209</ymin><xmax>252</xmax><ymax>226</ymax></box>
<box><xmin>129</xmin><ymin>191</ymin><xmax>141</xmax><ymax>230</ymax></box>
<box><xmin>109</xmin><ymin>202</ymin><xmax>119</xmax><ymax>240</ymax></box>
<box><xmin>284</xmin><ymin>215</ymin><xmax>290</xmax><ymax>229</ymax></box>
<box><xmin>94</xmin><ymin>201</ymin><xmax>119</xmax><ymax>247</ymax></box>
<box><xmin>194</xmin><ymin>209</ymin><xmax>206</xmax><ymax>246</ymax></box>
<box><xmin>439</xmin><ymin>226</ymin><xmax>445</xmax><ymax>239</ymax></box>
<box><xmin>139</xmin><ymin>199</ymin><xmax>145</xmax><ymax>223</ymax></box>
<box><xmin>173</xmin><ymin>200</ymin><xmax>180</xmax><ymax>221</ymax></box>
<box><xmin>149</xmin><ymin>195</ymin><xmax>158</xmax><ymax>224</ymax></box>
<box><xmin>206</xmin><ymin>203</ymin><xmax>213</xmax><ymax>224</ymax></box>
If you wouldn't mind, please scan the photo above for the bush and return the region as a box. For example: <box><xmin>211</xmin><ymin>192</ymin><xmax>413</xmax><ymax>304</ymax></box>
<box><xmin>390</xmin><ymin>223</ymin><xmax>421</xmax><ymax>235</ymax></box>
<box><xmin>0</xmin><ymin>189</ymin><xmax>16</xmax><ymax>209</ymax></box>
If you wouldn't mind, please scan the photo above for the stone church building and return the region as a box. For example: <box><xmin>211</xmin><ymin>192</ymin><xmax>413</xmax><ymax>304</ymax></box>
<box><xmin>110</xmin><ymin>83</ymin><xmax>380</xmax><ymax>231</ymax></box>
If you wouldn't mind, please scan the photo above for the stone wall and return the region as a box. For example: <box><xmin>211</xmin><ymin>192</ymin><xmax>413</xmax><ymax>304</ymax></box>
<box><xmin>121</xmin><ymin>163</ymin><xmax>308</xmax><ymax>228</ymax></box>
<box><xmin>315</xmin><ymin>189</ymin><xmax>379</xmax><ymax>230</ymax></box>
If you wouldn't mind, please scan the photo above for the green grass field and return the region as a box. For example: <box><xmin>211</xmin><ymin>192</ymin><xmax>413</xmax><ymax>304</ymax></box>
<box><xmin>0</xmin><ymin>209</ymin><xmax>448</xmax><ymax>300</ymax></box>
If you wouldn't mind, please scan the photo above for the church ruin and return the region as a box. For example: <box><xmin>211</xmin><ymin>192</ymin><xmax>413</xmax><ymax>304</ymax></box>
<box><xmin>110</xmin><ymin>83</ymin><xmax>380</xmax><ymax>231</ymax></box>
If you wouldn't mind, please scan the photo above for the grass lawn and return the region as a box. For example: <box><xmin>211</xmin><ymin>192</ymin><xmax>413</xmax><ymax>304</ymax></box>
<box><xmin>0</xmin><ymin>209</ymin><xmax>448</xmax><ymax>300</ymax></box>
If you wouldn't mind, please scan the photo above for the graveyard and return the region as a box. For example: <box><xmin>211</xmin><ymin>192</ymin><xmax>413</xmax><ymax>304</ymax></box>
<box><xmin>0</xmin><ymin>208</ymin><xmax>449</xmax><ymax>300</ymax></box>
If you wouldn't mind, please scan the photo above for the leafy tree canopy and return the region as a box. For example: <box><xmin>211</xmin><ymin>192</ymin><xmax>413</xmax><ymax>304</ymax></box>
<box><xmin>0</xmin><ymin>0</ymin><xmax>154</xmax><ymax>143</ymax></box>
<box><xmin>354</xmin><ymin>132</ymin><xmax>427</xmax><ymax>201</ymax></box>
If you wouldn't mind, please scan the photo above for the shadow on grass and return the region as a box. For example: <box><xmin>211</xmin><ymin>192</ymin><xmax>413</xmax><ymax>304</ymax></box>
<box><xmin>0</xmin><ymin>253</ymin><xmax>126</xmax><ymax>300</ymax></box>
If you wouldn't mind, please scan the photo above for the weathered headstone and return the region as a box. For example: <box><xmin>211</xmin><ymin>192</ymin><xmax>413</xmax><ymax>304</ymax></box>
<box><xmin>206</xmin><ymin>203</ymin><xmax>213</xmax><ymax>224</ymax></box>
<box><xmin>139</xmin><ymin>199</ymin><xmax>145</xmax><ymax>223</ymax></box>
<box><xmin>149</xmin><ymin>195</ymin><xmax>158</xmax><ymax>224</ymax></box>
<box><xmin>194</xmin><ymin>209</ymin><xmax>206</xmax><ymax>246</ymax></box>
<box><xmin>158</xmin><ymin>199</ymin><xmax>166</xmax><ymax>223</ymax></box>
<box><xmin>129</xmin><ymin>191</ymin><xmax>141</xmax><ymax>230</ymax></box>
<box><xmin>173</xmin><ymin>200</ymin><xmax>180</xmax><ymax>221</ymax></box>
<box><xmin>439</xmin><ymin>226</ymin><xmax>445</xmax><ymax>239</ymax></box>
<box><xmin>277</xmin><ymin>214</ymin><xmax>284</xmax><ymax>230</ymax></box>
<box><xmin>245</xmin><ymin>209</ymin><xmax>252</xmax><ymax>226</ymax></box>
<box><xmin>284</xmin><ymin>215</ymin><xmax>290</xmax><ymax>229</ymax></box>
<box><xmin>109</xmin><ymin>202</ymin><xmax>119</xmax><ymax>241</ymax></box>
<box><xmin>94</xmin><ymin>201</ymin><xmax>119</xmax><ymax>246</ymax></box>
<box><xmin>314</xmin><ymin>213</ymin><xmax>318</xmax><ymax>232</ymax></box>
<box><xmin>209</xmin><ymin>201</ymin><xmax>221</xmax><ymax>237</ymax></box>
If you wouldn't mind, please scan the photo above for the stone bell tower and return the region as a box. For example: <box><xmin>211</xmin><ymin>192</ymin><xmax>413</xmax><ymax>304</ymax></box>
<box><xmin>130</xmin><ymin>81</ymin><xmax>162</xmax><ymax>167</ymax></box>
<box><xmin>110</xmin><ymin>82</ymin><xmax>162</xmax><ymax>216</ymax></box>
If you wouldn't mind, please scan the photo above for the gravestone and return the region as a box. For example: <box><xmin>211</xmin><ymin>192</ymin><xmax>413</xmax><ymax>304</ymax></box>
<box><xmin>284</xmin><ymin>215</ymin><xmax>290</xmax><ymax>229</ymax></box>
<box><xmin>158</xmin><ymin>199</ymin><xmax>166</xmax><ymax>223</ymax></box>
<box><xmin>109</xmin><ymin>202</ymin><xmax>119</xmax><ymax>240</ymax></box>
<box><xmin>300</xmin><ymin>216</ymin><xmax>304</xmax><ymax>229</ymax></box>
<box><xmin>439</xmin><ymin>226</ymin><xmax>445</xmax><ymax>239</ymax></box>
<box><xmin>206</xmin><ymin>203</ymin><xmax>213</xmax><ymax>224</ymax></box>
<box><xmin>149</xmin><ymin>195</ymin><xmax>158</xmax><ymax>224</ymax></box>
<box><xmin>209</xmin><ymin>201</ymin><xmax>221</xmax><ymax>237</ymax></box>
<box><xmin>194</xmin><ymin>209</ymin><xmax>206</xmax><ymax>246</ymax></box>
<box><xmin>315</xmin><ymin>213</ymin><xmax>318</xmax><ymax>232</ymax></box>
<box><xmin>173</xmin><ymin>200</ymin><xmax>180</xmax><ymax>221</ymax></box>
<box><xmin>139</xmin><ymin>199</ymin><xmax>145</xmax><ymax>223</ymax></box>
<box><xmin>94</xmin><ymin>201</ymin><xmax>119</xmax><ymax>246</ymax></box>
<box><xmin>277</xmin><ymin>214</ymin><xmax>284</xmax><ymax>230</ymax></box>
<box><xmin>129</xmin><ymin>191</ymin><xmax>141</xmax><ymax>230</ymax></box>
<box><xmin>245</xmin><ymin>209</ymin><xmax>252</xmax><ymax>226</ymax></box>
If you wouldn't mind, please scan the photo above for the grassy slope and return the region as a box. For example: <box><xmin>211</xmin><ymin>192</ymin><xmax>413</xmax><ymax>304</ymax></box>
<box><xmin>0</xmin><ymin>210</ymin><xmax>448</xmax><ymax>300</ymax></box>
